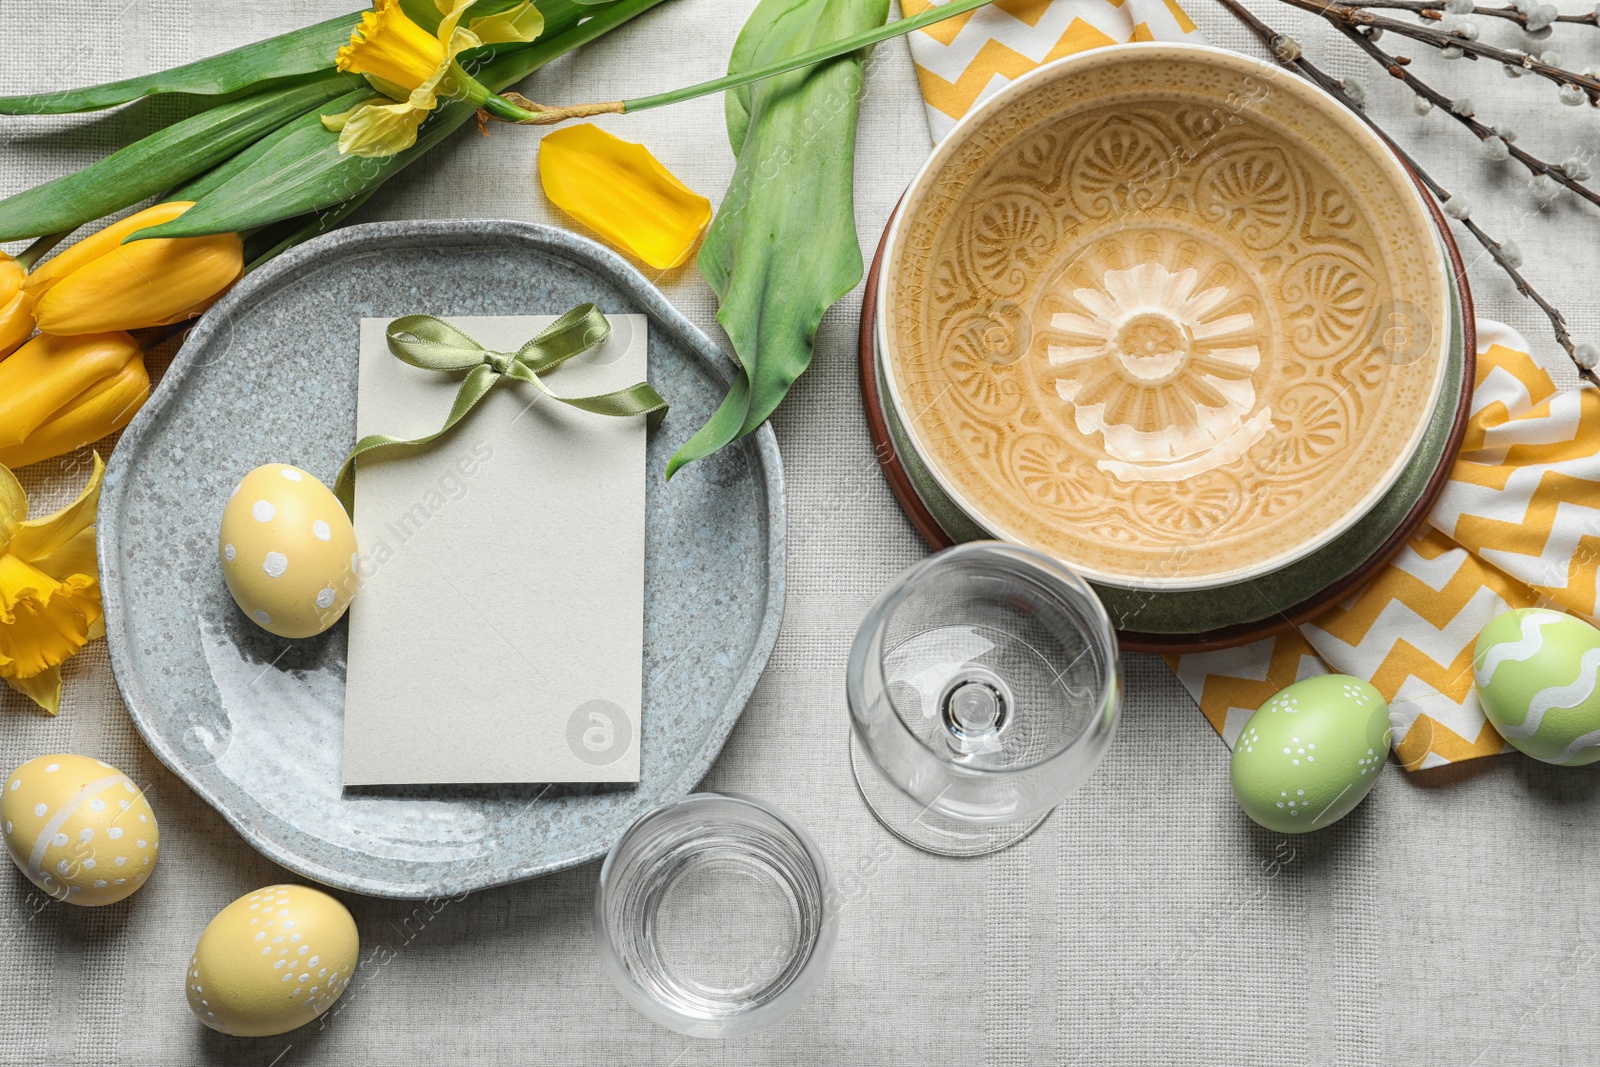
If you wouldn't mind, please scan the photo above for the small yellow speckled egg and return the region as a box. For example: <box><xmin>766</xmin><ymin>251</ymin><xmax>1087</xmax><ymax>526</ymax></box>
<box><xmin>0</xmin><ymin>754</ymin><xmax>159</xmax><ymax>906</ymax></box>
<box><xmin>188</xmin><ymin>884</ymin><xmax>360</xmax><ymax>1037</ymax></box>
<box><xmin>219</xmin><ymin>464</ymin><xmax>358</xmax><ymax>638</ymax></box>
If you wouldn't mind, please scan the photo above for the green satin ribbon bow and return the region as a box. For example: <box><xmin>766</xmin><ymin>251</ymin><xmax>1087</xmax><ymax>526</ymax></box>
<box><xmin>334</xmin><ymin>304</ymin><xmax>667</xmax><ymax>514</ymax></box>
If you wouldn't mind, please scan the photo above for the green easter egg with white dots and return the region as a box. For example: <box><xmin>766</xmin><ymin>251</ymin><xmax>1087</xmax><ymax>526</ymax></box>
<box><xmin>1230</xmin><ymin>675</ymin><xmax>1391</xmax><ymax>834</ymax></box>
<box><xmin>1473</xmin><ymin>607</ymin><xmax>1600</xmax><ymax>766</ymax></box>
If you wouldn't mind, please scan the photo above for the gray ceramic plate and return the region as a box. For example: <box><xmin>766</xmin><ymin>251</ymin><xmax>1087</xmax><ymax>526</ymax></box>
<box><xmin>874</xmin><ymin>269</ymin><xmax>1467</xmax><ymax>635</ymax></box>
<box><xmin>98</xmin><ymin>221</ymin><xmax>785</xmax><ymax>899</ymax></box>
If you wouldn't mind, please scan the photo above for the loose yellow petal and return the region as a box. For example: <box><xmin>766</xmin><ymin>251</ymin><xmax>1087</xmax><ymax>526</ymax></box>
<box><xmin>5</xmin><ymin>665</ymin><xmax>63</xmax><ymax>716</ymax></box>
<box><xmin>34</xmin><ymin>233</ymin><xmax>242</xmax><ymax>335</ymax></box>
<box><xmin>539</xmin><ymin>125</ymin><xmax>713</xmax><ymax>271</ymax></box>
<box><xmin>12</xmin><ymin>453</ymin><xmax>104</xmax><ymax>563</ymax></box>
<box><xmin>0</xmin><ymin>359</ymin><xmax>148</xmax><ymax>470</ymax></box>
<box><xmin>466</xmin><ymin>0</ymin><xmax>544</xmax><ymax>45</ymax></box>
<box><xmin>23</xmin><ymin>201</ymin><xmax>194</xmax><ymax>298</ymax></box>
<box><xmin>337</xmin><ymin>0</ymin><xmax>447</xmax><ymax>92</ymax></box>
<box><xmin>0</xmin><ymin>333</ymin><xmax>140</xmax><ymax>448</ymax></box>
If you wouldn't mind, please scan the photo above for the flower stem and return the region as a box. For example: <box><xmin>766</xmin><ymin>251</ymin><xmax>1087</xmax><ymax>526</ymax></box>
<box><xmin>16</xmin><ymin>230</ymin><xmax>71</xmax><ymax>270</ymax></box>
<box><xmin>484</xmin><ymin>0</ymin><xmax>999</xmax><ymax>123</ymax></box>
<box><xmin>625</xmin><ymin>0</ymin><xmax>996</xmax><ymax>113</ymax></box>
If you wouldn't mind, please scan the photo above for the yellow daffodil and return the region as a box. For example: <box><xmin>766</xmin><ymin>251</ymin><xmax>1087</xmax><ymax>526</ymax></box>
<box><xmin>0</xmin><ymin>333</ymin><xmax>149</xmax><ymax>470</ymax></box>
<box><xmin>0</xmin><ymin>453</ymin><xmax>105</xmax><ymax>715</ymax></box>
<box><xmin>325</xmin><ymin>0</ymin><xmax>545</xmax><ymax>158</ymax></box>
<box><xmin>538</xmin><ymin>124</ymin><xmax>712</xmax><ymax>270</ymax></box>
<box><xmin>27</xmin><ymin>202</ymin><xmax>242</xmax><ymax>335</ymax></box>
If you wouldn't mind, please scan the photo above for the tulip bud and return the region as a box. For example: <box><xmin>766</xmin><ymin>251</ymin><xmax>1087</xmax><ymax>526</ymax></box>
<box><xmin>0</xmin><ymin>332</ymin><xmax>148</xmax><ymax>468</ymax></box>
<box><xmin>26</xmin><ymin>201</ymin><xmax>243</xmax><ymax>336</ymax></box>
<box><xmin>22</xmin><ymin>201</ymin><xmax>194</xmax><ymax>298</ymax></box>
<box><xmin>0</xmin><ymin>253</ymin><xmax>33</xmax><ymax>359</ymax></box>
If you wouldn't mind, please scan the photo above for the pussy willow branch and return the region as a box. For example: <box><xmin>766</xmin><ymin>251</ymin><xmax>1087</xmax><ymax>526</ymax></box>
<box><xmin>1217</xmin><ymin>0</ymin><xmax>1597</xmax><ymax>385</ymax></box>
<box><xmin>1349</xmin><ymin>0</ymin><xmax>1599</xmax><ymax>27</ymax></box>
<box><xmin>1273</xmin><ymin>0</ymin><xmax>1600</xmax><ymax>104</ymax></box>
<box><xmin>1329</xmin><ymin>19</ymin><xmax>1600</xmax><ymax>209</ymax></box>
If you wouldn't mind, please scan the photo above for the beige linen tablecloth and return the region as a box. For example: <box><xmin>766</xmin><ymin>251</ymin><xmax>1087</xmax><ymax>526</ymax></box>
<box><xmin>3</xmin><ymin>2</ymin><xmax>1599</xmax><ymax>1064</ymax></box>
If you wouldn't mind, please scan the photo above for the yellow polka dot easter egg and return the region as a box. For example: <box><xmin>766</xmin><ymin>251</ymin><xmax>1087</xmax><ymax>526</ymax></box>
<box><xmin>219</xmin><ymin>464</ymin><xmax>358</xmax><ymax>638</ymax></box>
<box><xmin>188</xmin><ymin>884</ymin><xmax>360</xmax><ymax>1038</ymax></box>
<box><xmin>0</xmin><ymin>754</ymin><xmax>159</xmax><ymax>906</ymax></box>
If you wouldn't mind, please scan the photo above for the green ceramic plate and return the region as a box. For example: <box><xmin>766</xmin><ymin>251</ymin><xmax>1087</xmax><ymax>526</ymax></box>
<box><xmin>874</xmin><ymin>270</ymin><xmax>1467</xmax><ymax>636</ymax></box>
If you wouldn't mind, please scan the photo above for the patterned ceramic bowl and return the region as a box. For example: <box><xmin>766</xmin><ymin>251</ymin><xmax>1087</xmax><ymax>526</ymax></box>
<box><xmin>879</xmin><ymin>43</ymin><xmax>1452</xmax><ymax>591</ymax></box>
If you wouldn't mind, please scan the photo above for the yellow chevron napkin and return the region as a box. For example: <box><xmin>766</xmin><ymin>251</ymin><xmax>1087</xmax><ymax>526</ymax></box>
<box><xmin>901</xmin><ymin>0</ymin><xmax>1204</xmax><ymax>142</ymax></box>
<box><xmin>1172</xmin><ymin>326</ymin><xmax>1600</xmax><ymax>771</ymax></box>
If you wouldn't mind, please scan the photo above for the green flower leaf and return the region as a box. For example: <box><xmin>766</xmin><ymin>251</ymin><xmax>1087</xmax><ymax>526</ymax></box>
<box><xmin>0</xmin><ymin>14</ymin><xmax>359</xmax><ymax>115</ymax></box>
<box><xmin>669</xmin><ymin>0</ymin><xmax>889</xmax><ymax>478</ymax></box>
<box><xmin>127</xmin><ymin>0</ymin><xmax>671</xmax><ymax>243</ymax></box>
<box><xmin>0</xmin><ymin>71</ymin><xmax>362</xmax><ymax>242</ymax></box>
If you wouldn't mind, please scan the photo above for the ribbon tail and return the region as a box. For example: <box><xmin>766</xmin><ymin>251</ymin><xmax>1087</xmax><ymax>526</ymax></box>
<box><xmin>549</xmin><ymin>382</ymin><xmax>670</xmax><ymax>428</ymax></box>
<box><xmin>333</xmin><ymin>364</ymin><xmax>500</xmax><ymax>517</ymax></box>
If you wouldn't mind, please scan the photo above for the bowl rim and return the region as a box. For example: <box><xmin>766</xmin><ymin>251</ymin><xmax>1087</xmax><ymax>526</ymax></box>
<box><xmin>876</xmin><ymin>41</ymin><xmax>1453</xmax><ymax>592</ymax></box>
<box><xmin>859</xmin><ymin>177</ymin><xmax>1478</xmax><ymax>653</ymax></box>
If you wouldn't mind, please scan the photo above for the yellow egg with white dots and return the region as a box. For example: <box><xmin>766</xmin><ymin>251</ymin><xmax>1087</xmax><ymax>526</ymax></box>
<box><xmin>0</xmin><ymin>753</ymin><xmax>159</xmax><ymax>906</ymax></box>
<box><xmin>219</xmin><ymin>463</ymin><xmax>359</xmax><ymax>638</ymax></box>
<box><xmin>188</xmin><ymin>884</ymin><xmax>360</xmax><ymax>1037</ymax></box>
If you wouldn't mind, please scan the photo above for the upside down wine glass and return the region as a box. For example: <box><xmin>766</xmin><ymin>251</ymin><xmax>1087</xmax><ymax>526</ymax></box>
<box><xmin>847</xmin><ymin>542</ymin><xmax>1122</xmax><ymax>857</ymax></box>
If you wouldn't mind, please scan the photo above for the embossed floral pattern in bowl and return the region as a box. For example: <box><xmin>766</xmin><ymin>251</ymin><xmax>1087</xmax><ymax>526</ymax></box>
<box><xmin>880</xmin><ymin>44</ymin><xmax>1451</xmax><ymax>591</ymax></box>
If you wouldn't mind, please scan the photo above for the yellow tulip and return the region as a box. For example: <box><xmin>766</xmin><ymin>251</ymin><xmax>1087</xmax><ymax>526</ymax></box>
<box><xmin>0</xmin><ymin>453</ymin><xmax>105</xmax><ymax>715</ymax></box>
<box><xmin>22</xmin><ymin>201</ymin><xmax>194</xmax><ymax>298</ymax></box>
<box><xmin>0</xmin><ymin>333</ymin><xmax>149</xmax><ymax>469</ymax></box>
<box><xmin>538</xmin><ymin>124</ymin><xmax>712</xmax><ymax>270</ymax></box>
<box><xmin>0</xmin><ymin>253</ymin><xmax>33</xmax><ymax>359</ymax></box>
<box><xmin>30</xmin><ymin>203</ymin><xmax>242</xmax><ymax>336</ymax></box>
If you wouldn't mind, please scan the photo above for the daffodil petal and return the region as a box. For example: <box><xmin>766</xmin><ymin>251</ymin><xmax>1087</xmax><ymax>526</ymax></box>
<box><xmin>0</xmin><ymin>465</ymin><xmax>26</xmax><ymax>552</ymax></box>
<box><xmin>337</xmin><ymin>0</ymin><xmax>447</xmax><ymax>90</ymax></box>
<box><xmin>322</xmin><ymin>95</ymin><xmax>394</xmax><ymax>130</ymax></box>
<box><xmin>334</xmin><ymin>99</ymin><xmax>432</xmax><ymax>157</ymax></box>
<box><xmin>466</xmin><ymin>1</ymin><xmax>544</xmax><ymax>45</ymax></box>
<box><xmin>25</xmin><ymin>527</ymin><xmax>97</xmax><ymax>588</ymax></box>
<box><xmin>538</xmin><ymin>124</ymin><xmax>714</xmax><ymax>271</ymax></box>
<box><xmin>11</xmin><ymin>452</ymin><xmax>103</xmax><ymax>563</ymax></box>
<box><xmin>0</xmin><ymin>555</ymin><xmax>95</xmax><ymax>688</ymax></box>
<box><xmin>5</xmin><ymin>665</ymin><xmax>63</xmax><ymax>716</ymax></box>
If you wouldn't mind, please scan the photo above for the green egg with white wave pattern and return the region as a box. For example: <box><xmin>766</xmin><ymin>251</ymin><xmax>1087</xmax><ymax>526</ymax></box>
<box><xmin>1230</xmin><ymin>675</ymin><xmax>1391</xmax><ymax>833</ymax></box>
<box><xmin>1473</xmin><ymin>607</ymin><xmax>1600</xmax><ymax>766</ymax></box>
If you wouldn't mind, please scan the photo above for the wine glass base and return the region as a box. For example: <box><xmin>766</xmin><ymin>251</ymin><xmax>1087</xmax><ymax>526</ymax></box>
<box><xmin>848</xmin><ymin>730</ymin><xmax>1051</xmax><ymax>858</ymax></box>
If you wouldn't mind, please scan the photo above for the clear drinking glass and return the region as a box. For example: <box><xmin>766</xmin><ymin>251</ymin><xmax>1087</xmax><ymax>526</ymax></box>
<box><xmin>847</xmin><ymin>541</ymin><xmax>1122</xmax><ymax>856</ymax></box>
<box><xmin>594</xmin><ymin>793</ymin><xmax>837</xmax><ymax>1038</ymax></box>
